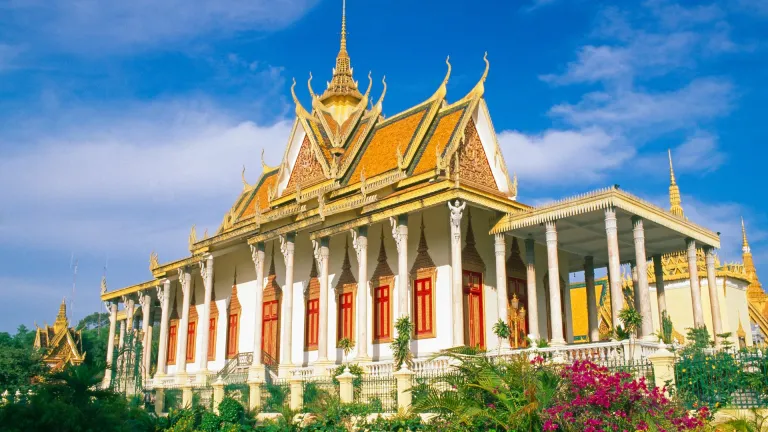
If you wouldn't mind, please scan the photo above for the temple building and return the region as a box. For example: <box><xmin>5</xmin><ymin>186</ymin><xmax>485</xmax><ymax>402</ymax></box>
<box><xmin>99</xmin><ymin>2</ymin><xmax>759</xmax><ymax>389</ymax></box>
<box><xmin>33</xmin><ymin>300</ymin><xmax>86</xmax><ymax>370</ymax></box>
<box><xmin>568</xmin><ymin>153</ymin><xmax>764</xmax><ymax>348</ymax></box>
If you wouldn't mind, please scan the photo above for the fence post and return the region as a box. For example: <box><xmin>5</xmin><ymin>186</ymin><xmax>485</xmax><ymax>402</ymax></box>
<box><xmin>289</xmin><ymin>377</ymin><xmax>304</xmax><ymax>411</ymax></box>
<box><xmin>337</xmin><ymin>367</ymin><xmax>356</xmax><ymax>404</ymax></box>
<box><xmin>247</xmin><ymin>381</ymin><xmax>262</xmax><ymax>412</ymax></box>
<box><xmin>393</xmin><ymin>366</ymin><xmax>414</xmax><ymax>411</ymax></box>
<box><xmin>648</xmin><ymin>343</ymin><xmax>676</xmax><ymax>393</ymax></box>
<box><xmin>154</xmin><ymin>388</ymin><xmax>165</xmax><ymax>415</ymax></box>
<box><xmin>181</xmin><ymin>385</ymin><xmax>193</xmax><ymax>408</ymax></box>
<box><xmin>212</xmin><ymin>378</ymin><xmax>225</xmax><ymax>414</ymax></box>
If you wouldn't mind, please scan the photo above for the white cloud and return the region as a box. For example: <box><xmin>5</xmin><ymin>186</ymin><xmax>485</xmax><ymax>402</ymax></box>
<box><xmin>550</xmin><ymin>78</ymin><xmax>733</xmax><ymax>133</ymax></box>
<box><xmin>498</xmin><ymin>127</ymin><xmax>632</xmax><ymax>185</ymax></box>
<box><xmin>673</xmin><ymin>131</ymin><xmax>725</xmax><ymax>172</ymax></box>
<box><xmin>0</xmin><ymin>99</ymin><xmax>293</xmax><ymax>257</ymax></box>
<box><xmin>0</xmin><ymin>0</ymin><xmax>319</xmax><ymax>53</ymax></box>
<box><xmin>521</xmin><ymin>0</ymin><xmax>561</xmax><ymax>13</ymax></box>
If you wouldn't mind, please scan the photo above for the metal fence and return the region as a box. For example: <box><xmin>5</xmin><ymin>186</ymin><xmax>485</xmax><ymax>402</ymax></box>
<box><xmin>604</xmin><ymin>358</ymin><xmax>656</xmax><ymax>387</ymax></box>
<box><xmin>193</xmin><ymin>387</ymin><xmax>214</xmax><ymax>411</ymax></box>
<box><xmin>260</xmin><ymin>379</ymin><xmax>290</xmax><ymax>413</ymax></box>
<box><xmin>674</xmin><ymin>348</ymin><xmax>768</xmax><ymax>409</ymax></box>
<box><xmin>356</xmin><ymin>375</ymin><xmax>396</xmax><ymax>413</ymax></box>
<box><xmin>163</xmin><ymin>386</ymin><xmax>184</xmax><ymax>412</ymax></box>
<box><xmin>224</xmin><ymin>383</ymin><xmax>250</xmax><ymax>408</ymax></box>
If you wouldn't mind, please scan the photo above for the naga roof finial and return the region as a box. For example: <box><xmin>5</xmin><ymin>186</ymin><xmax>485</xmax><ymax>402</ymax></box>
<box><xmin>242</xmin><ymin>165</ymin><xmax>251</xmax><ymax>189</ymax></box>
<box><xmin>308</xmin><ymin>72</ymin><xmax>316</xmax><ymax>99</ymax></box>
<box><xmin>375</xmin><ymin>76</ymin><xmax>387</xmax><ymax>110</ymax></box>
<box><xmin>469</xmin><ymin>52</ymin><xmax>490</xmax><ymax>97</ymax></box>
<box><xmin>291</xmin><ymin>78</ymin><xmax>311</xmax><ymax>117</ymax></box>
<box><xmin>432</xmin><ymin>56</ymin><xmax>451</xmax><ymax>100</ymax></box>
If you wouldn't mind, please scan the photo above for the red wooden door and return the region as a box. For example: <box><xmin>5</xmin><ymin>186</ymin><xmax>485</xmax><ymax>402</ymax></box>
<box><xmin>338</xmin><ymin>292</ymin><xmax>354</xmax><ymax>341</ymax></box>
<box><xmin>463</xmin><ymin>271</ymin><xmax>485</xmax><ymax>349</ymax></box>
<box><xmin>261</xmin><ymin>300</ymin><xmax>279</xmax><ymax>365</ymax></box>
<box><xmin>373</xmin><ymin>285</ymin><xmax>390</xmax><ymax>341</ymax></box>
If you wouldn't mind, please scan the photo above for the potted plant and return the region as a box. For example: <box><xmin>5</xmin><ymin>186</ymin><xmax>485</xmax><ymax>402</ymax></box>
<box><xmin>492</xmin><ymin>319</ymin><xmax>511</xmax><ymax>355</ymax></box>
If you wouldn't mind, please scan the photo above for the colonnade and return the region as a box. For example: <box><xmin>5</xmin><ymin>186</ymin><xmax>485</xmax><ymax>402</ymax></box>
<box><xmin>103</xmin><ymin>203</ymin><xmax>726</xmax><ymax>383</ymax></box>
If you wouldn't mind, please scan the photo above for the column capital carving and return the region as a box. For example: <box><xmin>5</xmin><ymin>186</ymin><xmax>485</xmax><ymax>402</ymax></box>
<box><xmin>279</xmin><ymin>233</ymin><xmax>295</xmax><ymax>260</ymax></box>
<box><xmin>156</xmin><ymin>285</ymin><xmax>166</xmax><ymax>304</ymax></box>
<box><xmin>447</xmin><ymin>200</ymin><xmax>466</xmax><ymax>230</ymax></box>
<box><xmin>494</xmin><ymin>233</ymin><xmax>505</xmax><ymax>256</ymax></box>
<box><xmin>250</xmin><ymin>243</ymin><xmax>264</xmax><ymax>268</ymax></box>
<box><xmin>350</xmin><ymin>229</ymin><xmax>367</xmax><ymax>261</ymax></box>
<box><xmin>389</xmin><ymin>216</ymin><xmax>406</xmax><ymax>254</ymax></box>
<box><xmin>545</xmin><ymin>221</ymin><xmax>557</xmax><ymax>243</ymax></box>
<box><xmin>138</xmin><ymin>291</ymin><xmax>152</xmax><ymax>309</ymax></box>
<box><xmin>178</xmin><ymin>268</ymin><xmax>190</xmax><ymax>295</ymax></box>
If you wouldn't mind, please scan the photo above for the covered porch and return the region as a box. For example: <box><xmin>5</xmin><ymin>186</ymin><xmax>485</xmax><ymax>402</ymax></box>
<box><xmin>491</xmin><ymin>186</ymin><xmax>722</xmax><ymax>348</ymax></box>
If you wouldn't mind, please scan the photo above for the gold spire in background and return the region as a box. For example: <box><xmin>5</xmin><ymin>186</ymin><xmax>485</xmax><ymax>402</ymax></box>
<box><xmin>668</xmin><ymin>149</ymin><xmax>684</xmax><ymax>217</ymax></box>
<box><xmin>53</xmin><ymin>298</ymin><xmax>68</xmax><ymax>334</ymax></box>
<box><xmin>742</xmin><ymin>217</ymin><xmax>751</xmax><ymax>254</ymax></box>
<box><xmin>320</xmin><ymin>0</ymin><xmax>362</xmax><ymax>103</ymax></box>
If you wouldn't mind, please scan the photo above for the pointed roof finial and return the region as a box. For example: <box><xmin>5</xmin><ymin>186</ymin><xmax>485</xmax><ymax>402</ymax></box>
<box><xmin>742</xmin><ymin>217</ymin><xmax>751</xmax><ymax>254</ymax></box>
<box><xmin>668</xmin><ymin>149</ymin><xmax>684</xmax><ymax>217</ymax></box>
<box><xmin>320</xmin><ymin>0</ymin><xmax>362</xmax><ymax>102</ymax></box>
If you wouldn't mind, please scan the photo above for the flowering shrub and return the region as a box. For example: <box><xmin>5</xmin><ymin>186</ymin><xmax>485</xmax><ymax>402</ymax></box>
<box><xmin>543</xmin><ymin>360</ymin><xmax>709</xmax><ymax>432</ymax></box>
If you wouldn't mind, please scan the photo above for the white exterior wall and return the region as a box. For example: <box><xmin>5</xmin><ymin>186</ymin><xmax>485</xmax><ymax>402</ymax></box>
<box><xmin>649</xmin><ymin>277</ymin><xmax>752</xmax><ymax>346</ymax></box>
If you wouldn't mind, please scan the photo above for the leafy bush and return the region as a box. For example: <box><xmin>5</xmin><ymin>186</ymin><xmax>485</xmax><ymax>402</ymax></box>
<box><xmin>331</xmin><ymin>363</ymin><xmax>364</xmax><ymax>392</ymax></box>
<box><xmin>391</xmin><ymin>317</ymin><xmax>413</xmax><ymax>370</ymax></box>
<box><xmin>413</xmin><ymin>348</ymin><xmax>559</xmax><ymax>431</ymax></box>
<box><xmin>199</xmin><ymin>411</ymin><xmax>220</xmax><ymax>432</ymax></box>
<box><xmin>218</xmin><ymin>396</ymin><xmax>245</xmax><ymax>424</ymax></box>
<box><xmin>543</xmin><ymin>360</ymin><xmax>709</xmax><ymax>432</ymax></box>
<box><xmin>674</xmin><ymin>327</ymin><xmax>741</xmax><ymax>410</ymax></box>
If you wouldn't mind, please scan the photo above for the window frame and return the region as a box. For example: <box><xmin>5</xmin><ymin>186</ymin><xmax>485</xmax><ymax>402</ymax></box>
<box><xmin>207</xmin><ymin>316</ymin><xmax>217</xmax><ymax>361</ymax></box>
<box><xmin>336</xmin><ymin>283</ymin><xmax>356</xmax><ymax>346</ymax></box>
<box><xmin>167</xmin><ymin>321</ymin><xmax>178</xmax><ymax>365</ymax></box>
<box><xmin>372</xmin><ymin>282</ymin><xmax>393</xmax><ymax>343</ymax></box>
<box><xmin>412</xmin><ymin>268</ymin><xmax>438</xmax><ymax>340</ymax></box>
<box><xmin>185</xmin><ymin>320</ymin><xmax>196</xmax><ymax>362</ymax></box>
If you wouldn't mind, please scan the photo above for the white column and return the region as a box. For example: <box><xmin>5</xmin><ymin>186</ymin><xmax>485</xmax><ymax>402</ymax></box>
<box><xmin>544</xmin><ymin>221</ymin><xmax>565</xmax><ymax>346</ymax></box>
<box><xmin>448</xmin><ymin>200</ymin><xmax>466</xmax><ymax>347</ymax></box>
<box><xmin>390</xmin><ymin>214</ymin><xmax>409</xmax><ymax>320</ymax></box>
<box><xmin>562</xmin><ymin>274</ymin><xmax>574</xmax><ymax>344</ymax></box>
<box><xmin>140</xmin><ymin>291</ymin><xmax>153</xmax><ymax>379</ymax></box>
<box><xmin>176</xmin><ymin>268</ymin><xmax>192</xmax><ymax>375</ymax></box>
<box><xmin>524</xmin><ymin>237</ymin><xmax>539</xmax><ymax>341</ymax></box>
<box><xmin>106</xmin><ymin>301</ymin><xmax>118</xmax><ymax>368</ymax></box>
<box><xmin>605</xmin><ymin>207</ymin><xmax>623</xmax><ymax>332</ymax></box>
<box><xmin>705</xmin><ymin>246</ymin><xmax>723</xmax><ymax>345</ymax></box>
<box><xmin>198</xmin><ymin>254</ymin><xmax>214</xmax><ymax>374</ymax></box>
<box><xmin>686</xmin><ymin>238</ymin><xmax>705</xmax><ymax>328</ymax></box>
<box><xmin>279</xmin><ymin>233</ymin><xmax>296</xmax><ymax>371</ymax></box>
<box><xmin>156</xmin><ymin>280</ymin><xmax>171</xmax><ymax>377</ymax></box>
<box><xmin>632</xmin><ymin>217</ymin><xmax>654</xmax><ymax>340</ymax></box>
<box><xmin>584</xmin><ymin>256</ymin><xmax>599</xmax><ymax>342</ymax></box>
<box><xmin>249</xmin><ymin>243</ymin><xmax>266</xmax><ymax>380</ymax></box>
<box><xmin>314</xmin><ymin>237</ymin><xmax>330</xmax><ymax>364</ymax></box>
<box><xmin>653</xmin><ymin>255</ymin><xmax>667</xmax><ymax>318</ymax></box>
<box><xmin>631</xmin><ymin>263</ymin><xmax>641</xmax><ymax>314</ymax></box>
<box><xmin>352</xmin><ymin>227</ymin><xmax>370</xmax><ymax>360</ymax></box>
<box><xmin>494</xmin><ymin>234</ymin><xmax>510</xmax><ymax>350</ymax></box>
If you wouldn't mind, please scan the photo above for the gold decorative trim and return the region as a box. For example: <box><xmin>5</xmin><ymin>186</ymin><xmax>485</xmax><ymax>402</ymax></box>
<box><xmin>101</xmin><ymin>280</ymin><xmax>159</xmax><ymax>301</ymax></box>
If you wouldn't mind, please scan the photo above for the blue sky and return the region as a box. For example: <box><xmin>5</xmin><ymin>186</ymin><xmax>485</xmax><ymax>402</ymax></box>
<box><xmin>0</xmin><ymin>0</ymin><xmax>766</xmax><ymax>332</ymax></box>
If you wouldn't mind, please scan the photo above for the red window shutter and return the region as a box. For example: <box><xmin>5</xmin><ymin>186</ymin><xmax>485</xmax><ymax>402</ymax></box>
<box><xmin>414</xmin><ymin>278</ymin><xmax>433</xmax><ymax>336</ymax></box>
<box><xmin>167</xmin><ymin>324</ymin><xmax>177</xmax><ymax>363</ymax></box>
<box><xmin>208</xmin><ymin>318</ymin><xmax>217</xmax><ymax>359</ymax></box>
<box><xmin>227</xmin><ymin>314</ymin><xmax>239</xmax><ymax>358</ymax></box>
<box><xmin>186</xmin><ymin>321</ymin><xmax>196</xmax><ymax>361</ymax></box>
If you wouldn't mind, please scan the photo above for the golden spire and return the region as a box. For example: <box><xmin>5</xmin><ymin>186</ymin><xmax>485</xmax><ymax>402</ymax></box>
<box><xmin>668</xmin><ymin>149</ymin><xmax>684</xmax><ymax>217</ymax></box>
<box><xmin>54</xmin><ymin>298</ymin><xmax>68</xmax><ymax>333</ymax></box>
<box><xmin>320</xmin><ymin>0</ymin><xmax>362</xmax><ymax>102</ymax></box>
<box><xmin>742</xmin><ymin>217</ymin><xmax>751</xmax><ymax>254</ymax></box>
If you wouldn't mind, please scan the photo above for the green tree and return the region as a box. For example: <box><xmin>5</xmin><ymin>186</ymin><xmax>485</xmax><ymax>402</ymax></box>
<box><xmin>76</xmin><ymin>312</ymin><xmax>110</xmax><ymax>368</ymax></box>
<box><xmin>618</xmin><ymin>306</ymin><xmax>642</xmax><ymax>359</ymax></box>
<box><xmin>0</xmin><ymin>325</ymin><xmax>47</xmax><ymax>388</ymax></box>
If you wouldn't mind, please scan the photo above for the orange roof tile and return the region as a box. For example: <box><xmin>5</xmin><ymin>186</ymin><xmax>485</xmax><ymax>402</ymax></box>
<box><xmin>412</xmin><ymin>107</ymin><xmax>465</xmax><ymax>175</ymax></box>
<box><xmin>239</xmin><ymin>171</ymin><xmax>278</xmax><ymax>219</ymax></box>
<box><xmin>347</xmin><ymin>106</ymin><xmax>429</xmax><ymax>182</ymax></box>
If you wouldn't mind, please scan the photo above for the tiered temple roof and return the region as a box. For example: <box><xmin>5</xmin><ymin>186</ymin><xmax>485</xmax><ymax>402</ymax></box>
<box><xmin>33</xmin><ymin>300</ymin><xmax>86</xmax><ymax>370</ymax></box>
